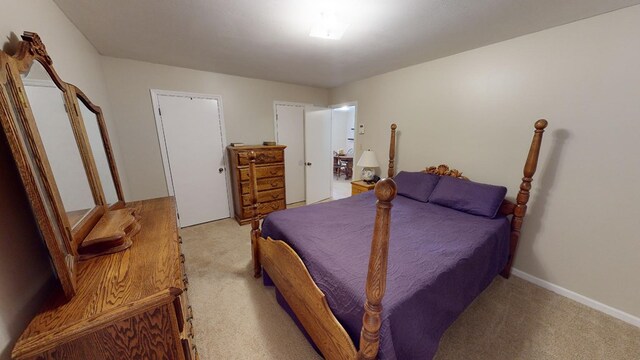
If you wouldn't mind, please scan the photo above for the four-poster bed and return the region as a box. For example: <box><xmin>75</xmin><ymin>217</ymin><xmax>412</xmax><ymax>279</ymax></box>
<box><xmin>247</xmin><ymin>120</ymin><xmax>548</xmax><ymax>359</ymax></box>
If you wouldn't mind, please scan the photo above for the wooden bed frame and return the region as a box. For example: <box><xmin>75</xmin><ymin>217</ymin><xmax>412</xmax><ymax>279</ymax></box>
<box><xmin>247</xmin><ymin>120</ymin><xmax>548</xmax><ymax>359</ymax></box>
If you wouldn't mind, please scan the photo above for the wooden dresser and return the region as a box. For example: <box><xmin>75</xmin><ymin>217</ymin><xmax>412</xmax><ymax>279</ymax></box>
<box><xmin>12</xmin><ymin>197</ymin><xmax>199</xmax><ymax>360</ymax></box>
<box><xmin>227</xmin><ymin>145</ymin><xmax>287</xmax><ymax>225</ymax></box>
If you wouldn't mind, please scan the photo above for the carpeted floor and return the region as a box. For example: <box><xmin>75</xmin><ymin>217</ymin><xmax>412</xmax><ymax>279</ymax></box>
<box><xmin>180</xmin><ymin>218</ymin><xmax>640</xmax><ymax>360</ymax></box>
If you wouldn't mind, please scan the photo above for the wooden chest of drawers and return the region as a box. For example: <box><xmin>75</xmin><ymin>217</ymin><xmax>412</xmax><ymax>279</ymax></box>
<box><xmin>227</xmin><ymin>145</ymin><xmax>287</xmax><ymax>225</ymax></box>
<box><xmin>12</xmin><ymin>197</ymin><xmax>199</xmax><ymax>360</ymax></box>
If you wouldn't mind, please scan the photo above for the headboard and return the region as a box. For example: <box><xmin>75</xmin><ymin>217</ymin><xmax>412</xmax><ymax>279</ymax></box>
<box><xmin>385</xmin><ymin>120</ymin><xmax>548</xmax><ymax>277</ymax></box>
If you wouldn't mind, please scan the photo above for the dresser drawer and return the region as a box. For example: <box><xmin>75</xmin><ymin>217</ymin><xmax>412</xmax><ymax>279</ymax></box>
<box><xmin>241</xmin><ymin>177</ymin><xmax>284</xmax><ymax>195</ymax></box>
<box><xmin>239</xmin><ymin>164</ymin><xmax>284</xmax><ymax>181</ymax></box>
<box><xmin>182</xmin><ymin>338</ymin><xmax>198</xmax><ymax>360</ymax></box>
<box><xmin>241</xmin><ymin>188</ymin><xmax>285</xmax><ymax>206</ymax></box>
<box><xmin>237</xmin><ymin>149</ymin><xmax>283</xmax><ymax>165</ymax></box>
<box><xmin>242</xmin><ymin>200</ymin><xmax>286</xmax><ymax>219</ymax></box>
<box><xmin>173</xmin><ymin>291</ymin><xmax>192</xmax><ymax>333</ymax></box>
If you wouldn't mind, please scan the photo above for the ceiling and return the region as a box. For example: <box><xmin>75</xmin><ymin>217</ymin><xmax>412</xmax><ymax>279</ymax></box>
<box><xmin>53</xmin><ymin>0</ymin><xmax>640</xmax><ymax>88</ymax></box>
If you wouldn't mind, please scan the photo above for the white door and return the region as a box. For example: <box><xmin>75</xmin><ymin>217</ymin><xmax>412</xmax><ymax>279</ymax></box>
<box><xmin>155</xmin><ymin>93</ymin><xmax>230</xmax><ymax>227</ymax></box>
<box><xmin>275</xmin><ymin>104</ymin><xmax>305</xmax><ymax>204</ymax></box>
<box><xmin>304</xmin><ymin>108</ymin><xmax>332</xmax><ymax>204</ymax></box>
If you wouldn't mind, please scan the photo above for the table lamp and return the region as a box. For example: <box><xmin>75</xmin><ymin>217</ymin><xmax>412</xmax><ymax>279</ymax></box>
<box><xmin>357</xmin><ymin>150</ymin><xmax>379</xmax><ymax>182</ymax></box>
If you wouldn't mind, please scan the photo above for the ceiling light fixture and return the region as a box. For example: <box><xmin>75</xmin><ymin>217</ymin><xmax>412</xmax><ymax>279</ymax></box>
<box><xmin>309</xmin><ymin>11</ymin><xmax>349</xmax><ymax>40</ymax></box>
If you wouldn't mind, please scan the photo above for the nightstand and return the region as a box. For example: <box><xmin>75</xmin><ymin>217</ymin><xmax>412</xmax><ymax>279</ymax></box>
<box><xmin>351</xmin><ymin>180</ymin><xmax>375</xmax><ymax>195</ymax></box>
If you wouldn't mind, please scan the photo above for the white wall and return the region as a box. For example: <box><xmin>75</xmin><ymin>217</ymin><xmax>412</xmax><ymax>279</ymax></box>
<box><xmin>331</xmin><ymin>5</ymin><xmax>640</xmax><ymax>318</ymax></box>
<box><xmin>331</xmin><ymin>110</ymin><xmax>349</xmax><ymax>153</ymax></box>
<box><xmin>331</xmin><ymin>107</ymin><xmax>355</xmax><ymax>155</ymax></box>
<box><xmin>0</xmin><ymin>0</ymin><xmax>123</xmax><ymax>357</ymax></box>
<box><xmin>100</xmin><ymin>57</ymin><xmax>329</xmax><ymax>201</ymax></box>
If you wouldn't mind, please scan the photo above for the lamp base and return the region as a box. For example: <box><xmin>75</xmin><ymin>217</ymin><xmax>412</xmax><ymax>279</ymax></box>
<box><xmin>361</xmin><ymin>168</ymin><xmax>375</xmax><ymax>181</ymax></box>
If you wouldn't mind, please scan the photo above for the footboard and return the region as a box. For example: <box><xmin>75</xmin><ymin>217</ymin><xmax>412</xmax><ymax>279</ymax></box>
<box><xmin>258</xmin><ymin>236</ymin><xmax>357</xmax><ymax>359</ymax></box>
<box><xmin>248</xmin><ymin>148</ymin><xmax>398</xmax><ymax>360</ymax></box>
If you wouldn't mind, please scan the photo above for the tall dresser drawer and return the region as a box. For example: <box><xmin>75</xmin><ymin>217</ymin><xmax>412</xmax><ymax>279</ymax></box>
<box><xmin>241</xmin><ymin>188</ymin><xmax>285</xmax><ymax>206</ymax></box>
<box><xmin>228</xmin><ymin>145</ymin><xmax>286</xmax><ymax>225</ymax></box>
<box><xmin>237</xmin><ymin>150</ymin><xmax>283</xmax><ymax>165</ymax></box>
<box><xmin>242</xmin><ymin>200</ymin><xmax>286</xmax><ymax>219</ymax></box>
<box><xmin>239</xmin><ymin>164</ymin><xmax>284</xmax><ymax>181</ymax></box>
<box><xmin>241</xmin><ymin>177</ymin><xmax>284</xmax><ymax>194</ymax></box>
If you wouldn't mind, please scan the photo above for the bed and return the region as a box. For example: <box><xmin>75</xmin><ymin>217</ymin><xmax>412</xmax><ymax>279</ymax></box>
<box><xmin>247</xmin><ymin>120</ymin><xmax>548</xmax><ymax>359</ymax></box>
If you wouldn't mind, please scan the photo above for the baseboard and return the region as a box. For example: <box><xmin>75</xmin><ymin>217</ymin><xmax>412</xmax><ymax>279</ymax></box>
<box><xmin>511</xmin><ymin>268</ymin><xmax>640</xmax><ymax>328</ymax></box>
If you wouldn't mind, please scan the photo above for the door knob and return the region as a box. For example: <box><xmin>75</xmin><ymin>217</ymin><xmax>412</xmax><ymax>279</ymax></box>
<box><xmin>218</xmin><ymin>167</ymin><xmax>224</xmax><ymax>173</ymax></box>
<box><xmin>306</xmin><ymin>162</ymin><xmax>312</xmax><ymax>166</ymax></box>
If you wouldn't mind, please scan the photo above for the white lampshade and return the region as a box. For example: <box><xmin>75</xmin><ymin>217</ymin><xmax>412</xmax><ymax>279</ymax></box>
<box><xmin>357</xmin><ymin>150</ymin><xmax>379</xmax><ymax>168</ymax></box>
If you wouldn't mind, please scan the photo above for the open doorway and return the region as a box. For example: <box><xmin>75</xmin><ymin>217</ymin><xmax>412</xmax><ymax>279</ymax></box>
<box><xmin>274</xmin><ymin>101</ymin><xmax>357</xmax><ymax>204</ymax></box>
<box><xmin>330</xmin><ymin>104</ymin><xmax>356</xmax><ymax>200</ymax></box>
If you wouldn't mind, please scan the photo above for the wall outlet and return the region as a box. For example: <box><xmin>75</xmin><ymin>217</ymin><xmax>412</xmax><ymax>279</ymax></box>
<box><xmin>358</xmin><ymin>124</ymin><xmax>365</xmax><ymax>134</ymax></box>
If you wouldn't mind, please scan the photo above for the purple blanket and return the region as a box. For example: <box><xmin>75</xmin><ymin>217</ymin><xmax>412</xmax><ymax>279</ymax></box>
<box><xmin>261</xmin><ymin>192</ymin><xmax>510</xmax><ymax>359</ymax></box>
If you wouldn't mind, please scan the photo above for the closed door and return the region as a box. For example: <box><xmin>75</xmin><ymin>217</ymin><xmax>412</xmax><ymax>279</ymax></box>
<box><xmin>304</xmin><ymin>108</ymin><xmax>332</xmax><ymax>204</ymax></box>
<box><xmin>275</xmin><ymin>104</ymin><xmax>305</xmax><ymax>204</ymax></box>
<box><xmin>156</xmin><ymin>93</ymin><xmax>230</xmax><ymax>227</ymax></box>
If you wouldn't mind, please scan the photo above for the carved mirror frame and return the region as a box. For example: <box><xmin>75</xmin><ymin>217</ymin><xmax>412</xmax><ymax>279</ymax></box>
<box><xmin>0</xmin><ymin>32</ymin><xmax>130</xmax><ymax>299</ymax></box>
<box><xmin>73</xmin><ymin>85</ymin><xmax>125</xmax><ymax>209</ymax></box>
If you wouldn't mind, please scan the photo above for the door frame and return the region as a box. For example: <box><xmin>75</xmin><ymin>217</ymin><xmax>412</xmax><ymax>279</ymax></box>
<box><xmin>329</xmin><ymin>101</ymin><xmax>358</xmax><ymax>195</ymax></box>
<box><xmin>150</xmin><ymin>89</ymin><xmax>233</xmax><ymax>220</ymax></box>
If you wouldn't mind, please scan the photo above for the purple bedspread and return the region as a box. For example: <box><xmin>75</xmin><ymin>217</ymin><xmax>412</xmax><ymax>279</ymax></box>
<box><xmin>261</xmin><ymin>191</ymin><xmax>510</xmax><ymax>360</ymax></box>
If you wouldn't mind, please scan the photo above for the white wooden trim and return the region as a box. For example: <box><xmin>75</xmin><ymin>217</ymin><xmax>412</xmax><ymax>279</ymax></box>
<box><xmin>512</xmin><ymin>268</ymin><xmax>640</xmax><ymax>328</ymax></box>
<box><xmin>150</xmin><ymin>89</ymin><xmax>233</xmax><ymax>219</ymax></box>
<box><xmin>329</xmin><ymin>101</ymin><xmax>359</xmax><ymax>183</ymax></box>
<box><xmin>329</xmin><ymin>101</ymin><xmax>358</xmax><ymax>109</ymax></box>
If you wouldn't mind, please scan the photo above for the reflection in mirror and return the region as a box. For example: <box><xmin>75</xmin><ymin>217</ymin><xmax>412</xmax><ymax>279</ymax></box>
<box><xmin>22</xmin><ymin>61</ymin><xmax>95</xmax><ymax>227</ymax></box>
<box><xmin>78</xmin><ymin>101</ymin><xmax>118</xmax><ymax>204</ymax></box>
<box><xmin>2</xmin><ymin>80</ymin><xmax>75</xmax><ymax>293</ymax></box>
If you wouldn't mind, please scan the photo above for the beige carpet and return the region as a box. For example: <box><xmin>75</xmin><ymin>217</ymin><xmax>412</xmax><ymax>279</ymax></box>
<box><xmin>180</xmin><ymin>218</ymin><xmax>640</xmax><ymax>360</ymax></box>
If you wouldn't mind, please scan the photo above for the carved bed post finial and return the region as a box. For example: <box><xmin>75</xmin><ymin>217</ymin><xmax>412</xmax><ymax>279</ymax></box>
<box><xmin>358</xmin><ymin>178</ymin><xmax>397</xmax><ymax>360</ymax></box>
<box><xmin>501</xmin><ymin>119</ymin><xmax>548</xmax><ymax>278</ymax></box>
<box><xmin>388</xmin><ymin>124</ymin><xmax>397</xmax><ymax>178</ymax></box>
<box><xmin>249</xmin><ymin>151</ymin><xmax>262</xmax><ymax>278</ymax></box>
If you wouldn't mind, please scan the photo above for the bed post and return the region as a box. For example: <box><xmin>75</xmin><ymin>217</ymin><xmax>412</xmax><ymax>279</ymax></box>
<box><xmin>501</xmin><ymin>119</ymin><xmax>548</xmax><ymax>278</ymax></box>
<box><xmin>387</xmin><ymin>123</ymin><xmax>397</xmax><ymax>178</ymax></box>
<box><xmin>249</xmin><ymin>151</ymin><xmax>262</xmax><ymax>278</ymax></box>
<box><xmin>357</xmin><ymin>178</ymin><xmax>397</xmax><ymax>360</ymax></box>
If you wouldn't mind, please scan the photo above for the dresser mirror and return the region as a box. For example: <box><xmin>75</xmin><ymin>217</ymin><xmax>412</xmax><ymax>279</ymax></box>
<box><xmin>0</xmin><ymin>31</ymin><xmax>135</xmax><ymax>300</ymax></box>
<box><xmin>22</xmin><ymin>60</ymin><xmax>97</xmax><ymax>227</ymax></box>
<box><xmin>75</xmin><ymin>87</ymin><xmax>124</xmax><ymax>206</ymax></box>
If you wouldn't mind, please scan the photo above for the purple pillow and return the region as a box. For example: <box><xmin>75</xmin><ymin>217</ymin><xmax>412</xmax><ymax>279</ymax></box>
<box><xmin>393</xmin><ymin>171</ymin><xmax>441</xmax><ymax>202</ymax></box>
<box><xmin>428</xmin><ymin>176</ymin><xmax>507</xmax><ymax>218</ymax></box>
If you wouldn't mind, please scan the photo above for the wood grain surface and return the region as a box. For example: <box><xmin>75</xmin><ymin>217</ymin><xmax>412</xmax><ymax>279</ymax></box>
<box><xmin>34</xmin><ymin>305</ymin><xmax>182</xmax><ymax>360</ymax></box>
<box><xmin>259</xmin><ymin>236</ymin><xmax>357</xmax><ymax>360</ymax></box>
<box><xmin>228</xmin><ymin>145</ymin><xmax>287</xmax><ymax>225</ymax></box>
<box><xmin>357</xmin><ymin>179</ymin><xmax>396</xmax><ymax>360</ymax></box>
<box><xmin>12</xmin><ymin>197</ymin><xmax>185</xmax><ymax>359</ymax></box>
